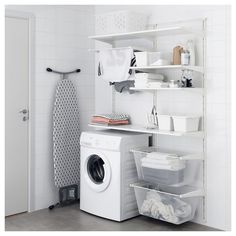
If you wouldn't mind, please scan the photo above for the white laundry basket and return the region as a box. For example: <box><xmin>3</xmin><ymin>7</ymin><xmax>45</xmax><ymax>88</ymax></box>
<box><xmin>95</xmin><ymin>11</ymin><xmax>148</xmax><ymax>35</ymax></box>
<box><xmin>131</xmin><ymin>147</ymin><xmax>203</xmax><ymax>187</ymax></box>
<box><xmin>130</xmin><ymin>182</ymin><xmax>203</xmax><ymax>224</ymax></box>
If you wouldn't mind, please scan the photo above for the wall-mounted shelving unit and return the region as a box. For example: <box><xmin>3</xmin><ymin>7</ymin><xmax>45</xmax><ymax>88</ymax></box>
<box><xmin>89</xmin><ymin>18</ymin><xmax>206</xmax><ymax>224</ymax></box>
<box><xmin>89</xmin><ymin>123</ymin><xmax>204</xmax><ymax>137</ymax></box>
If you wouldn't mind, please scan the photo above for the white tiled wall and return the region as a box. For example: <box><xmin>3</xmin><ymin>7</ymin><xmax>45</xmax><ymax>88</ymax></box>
<box><xmin>94</xmin><ymin>5</ymin><xmax>231</xmax><ymax>231</ymax></box>
<box><xmin>6</xmin><ymin>5</ymin><xmax>95</xmax><ymax>211</ymax></box>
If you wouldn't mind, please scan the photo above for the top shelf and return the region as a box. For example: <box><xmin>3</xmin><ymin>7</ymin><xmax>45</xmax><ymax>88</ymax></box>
<box><xmin>89</xmin><ymin>26</ymin><xmax>204</xmax><ymax>43</ymax></box>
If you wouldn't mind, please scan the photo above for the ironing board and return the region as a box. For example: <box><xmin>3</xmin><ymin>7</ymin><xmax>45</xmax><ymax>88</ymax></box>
<box><xmin>52</xmin><ymin>78</ymin><xmax>80</xmax><ymax>189</ymax></box>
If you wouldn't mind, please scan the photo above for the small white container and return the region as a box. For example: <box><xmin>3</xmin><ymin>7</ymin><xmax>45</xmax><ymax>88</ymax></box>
<box><xmin>135</xmin><ymin>52</ymin><xmax>161</xmax><ymax>66</ymax></box>
<box><xmin>181</xmin><ymin>51</ymin><xmax>190</xmax><ymax>65</ymax></box>
<box><xmin>157</xmin><ymin>115</ymin><xmax>173</xmax><ymax>131</ymax></box>
<box><xmin>172</xmin><ymin>116</ymin><xmax>200</xmax><ymax>132</ymax></box>
<box><xmin>150</xmin><ymin>52</ymin><xmax>172</xmax><ymax>66</ymax></box>
<box><xmin>134</xmin><ymin>52</ymin><xmax>149</xmax><ymax>66</ymax></box>
<box><xmin>148</xmin><ymin>52</ymin><xmax>161</xmax><ymax>65</ymax></box>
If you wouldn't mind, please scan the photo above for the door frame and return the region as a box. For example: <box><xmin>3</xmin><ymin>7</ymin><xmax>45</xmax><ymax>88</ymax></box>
<box><xmin>5</xmin><ymin>10</ymin><xmax>35</xmax><ymax>213</ymax></box>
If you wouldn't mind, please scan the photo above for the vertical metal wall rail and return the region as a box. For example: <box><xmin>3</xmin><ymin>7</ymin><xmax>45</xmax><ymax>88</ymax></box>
<box><xmin>202</xmin><ymin>18</ymin><xmax>207</xmax><ymax>222</ymax></box>
<box><xmin>111</xmin><ymin>41</ymin><xmax>116</xmax><ymax>113</ymax></box>
<box><xmin>152</xmin><ymin>36</ymin><xmax>158</xmax><ymax>146</ymax></box>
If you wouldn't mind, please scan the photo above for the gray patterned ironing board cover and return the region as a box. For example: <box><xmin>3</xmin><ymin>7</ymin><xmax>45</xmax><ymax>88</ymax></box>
<box><xmin>52</xmin><ymin>79</ymin><xmax>80</xmax><ymax>188</ymax></box>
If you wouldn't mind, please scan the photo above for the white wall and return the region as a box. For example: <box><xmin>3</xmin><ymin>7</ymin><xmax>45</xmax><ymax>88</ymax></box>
<box><xmin>6</xmin><ymin>5</ymin><xmax>95</xmax><ymax>211</ymax></box>
<box><xmin>94</xmin><ymin>5</ymin><xmax>231</xmax><ymax>231</ymax></box>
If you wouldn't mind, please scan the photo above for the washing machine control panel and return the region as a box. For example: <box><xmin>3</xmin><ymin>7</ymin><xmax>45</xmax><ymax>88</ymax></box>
<box><xmin>80</xmin><ymin>132</ymin><xmax>121</xmax><ymax>151</ymax></box>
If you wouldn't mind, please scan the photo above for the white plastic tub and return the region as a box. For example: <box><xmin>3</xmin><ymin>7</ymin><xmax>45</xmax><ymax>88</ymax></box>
<box><xmin>131</xmin><ymin>147</ymin><xmax>203</xmax><ymax>186</ymax></box>
<box><xmin>134</xmin><ymin>52</ymin><xmax>161</xmax><ymax>67</ymax></box>
<box><xmin>130</xmin><ymin>182</ymin><xmax>203</xmax><ymax>224</ymax></box>
<box><xmin>157</xmin><ymin>115</ymin><xmax>173</xmax><ymax>131</ymax></box>
<box><xmin>172</xmin><ymin>116</ymin><xmax>200</xmax><ymax>132</ymax></box>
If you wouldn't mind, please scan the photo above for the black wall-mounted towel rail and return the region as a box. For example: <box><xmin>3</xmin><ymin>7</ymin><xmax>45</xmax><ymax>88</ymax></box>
<box><xmin>46</xmin><ymin>68</ymin><xmax>81</xmax><ymax>75</ymax></box>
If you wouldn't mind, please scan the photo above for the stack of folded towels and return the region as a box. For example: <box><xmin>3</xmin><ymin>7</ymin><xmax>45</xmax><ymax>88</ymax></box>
<box><xmin>91</xmin><ymin>113</ymin><xmax>130</xmax><ymax>126</ymax></box>
<box><xmin>134</xmin><ymin>73</ymin><xmax>168</xmax><ymax>88</ymax></box>
<box><xmin>141</xmin><ymin>152</ymin><xmax>186</xmax><ymax>171</ymax></box>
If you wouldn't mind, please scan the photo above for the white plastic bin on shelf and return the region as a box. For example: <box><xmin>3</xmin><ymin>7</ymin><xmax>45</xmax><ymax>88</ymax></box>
<box><xmin>172</xmin><ymin>116</ymin><xmax>200</xmax><ymax>132</ymax></box>
<box><xmin>157</xmin><ymin>115</ymin><xmax>173</xmax><ymax>131</ymax></box>
<box><xmin>134</xmin><ymin>52</ymin><xmax>161</xmax><ymax>67</ymax></box>
<box><xmin>95</xmin><ymin>11</ymin><xmax>148</xmax><ymax>35</ymax></box>
<box><xmin>130</xmin><ymin>182</ymin><xmax>204</xmax><ymax>224</ymax></box>
<box><xmin>131</xmin><ymin>147</ymin><xmax>203</xmax><ymax>186</ymax></box>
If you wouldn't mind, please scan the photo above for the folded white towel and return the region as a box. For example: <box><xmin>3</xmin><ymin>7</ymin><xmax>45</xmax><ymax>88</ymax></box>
<box><xmin>98</xmin><ymin>48</ymin><xmax>133</xmax><ymax>82</ymax></box>
<box><xmin>146</xmin><ymin>82</ymin><xmax>169</xmax><ymax>88</ymax></box>
<box><xmin>141</xmin><ymin>157</ymin><xmax>183</xmax><ymax>166</ymax></box>
<box><xmin>146</xmin><ymin>152</ymin><xmax>178</xmax><ymax>160</ymax></box>
<box><xmin>141</xmin><ymin>162</ymin><xmax>186</xmax><ymax>171</ymax></box>
<box><xmin>135</xmin><ymin>73</ymin><xmax>164</xmax><ymax>80</ymax></box>
<box><xmin>146</xmin><ymin>81</ymin><xmax>163</xmax><ymax>88</ymax></box>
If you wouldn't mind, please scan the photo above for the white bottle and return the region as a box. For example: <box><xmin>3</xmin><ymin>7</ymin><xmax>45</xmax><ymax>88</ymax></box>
<box><xmin>181</xmin><ymin>48</ymin><xmax>190</xmax><ymax>65</ymax></box>
<box><xmin>187</xmin><ymin>40</ymin><xmax>195</xmax><ymax>66</ymax></box>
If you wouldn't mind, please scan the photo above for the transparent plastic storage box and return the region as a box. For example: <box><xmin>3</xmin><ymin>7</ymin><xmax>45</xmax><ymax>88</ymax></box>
<box><xmin>131</xmin><ymin>147</ymin><xmax>203</xmax><ymax>186</ymax></box>
<box><xmin>130</xmin><ymin>182</ymin><xmax>204</xmax><ymax>224</ymax></box>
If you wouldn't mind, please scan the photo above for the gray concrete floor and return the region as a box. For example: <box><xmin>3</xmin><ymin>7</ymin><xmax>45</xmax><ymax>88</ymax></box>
<box><xmin>5</xmin><ymin>203</ymin><xmax>218</xmax><ymax>231</ymax></box>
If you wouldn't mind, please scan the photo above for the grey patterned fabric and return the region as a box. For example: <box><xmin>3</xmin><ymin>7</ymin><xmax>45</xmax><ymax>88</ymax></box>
<box><xmin>53</xmin><ymin>79</ymin><xmax>80</xmax><ymax>188</ymax></box>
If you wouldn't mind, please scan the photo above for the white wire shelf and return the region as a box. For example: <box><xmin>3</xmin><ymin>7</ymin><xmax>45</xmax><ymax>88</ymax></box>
<box><xmin>130</xmin><ymin>65</ymin><xmax>204</xmax><ymax>73</ymax></box>
<box><xmin>130</xmin><ymin>87</ymin><xmax>203</xmax><ymax>93</ymax></box>
<box><xmin>89</xmin><ymin>123</ymin><xmax>204</xmax><ymax>138</ymax></box>
<box><xmin>89</xmin><ymin>26</ymin><xmax>204</xmax><ymax>43</ymax></box>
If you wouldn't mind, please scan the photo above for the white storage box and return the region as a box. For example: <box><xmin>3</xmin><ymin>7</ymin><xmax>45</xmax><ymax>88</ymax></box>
<box><xmin>150</xmin><ymin>52</ymin><xmax>172</xmax><ymax>66</ymax></box>
<box><xmin>131</xmin><ymin>147</ymin><xmax>203</xmax><ymax>186</ymax></box>
<box><xmin>95</xmin><ymin>11</ymin><xmax>148</xmax><ymax>35</ymax></box>
<box><xmin>157</xmin><ymin>115</ymin><xmax>173</xmax><ymax>131</ymax></box>
<box><xmin>130</xmin><ymin>182</ymin><xmax>203</xmax><ymax>224</ymax></box>
<box><xmin>134</xmin><ymin>52</ymin><xmax>161</xmax><ymax>67</ymax></box>
<box><xmin>172</xmin><ymin>116</ymin><xmax>200</xmax><ymax>132</ymax></box>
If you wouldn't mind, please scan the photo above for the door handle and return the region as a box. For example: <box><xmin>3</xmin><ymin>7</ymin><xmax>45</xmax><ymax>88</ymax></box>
<box><xmin>19</xmin><ymin>109</ymin><xmax>29</xmax><ymax>121</ymax></box>
<box><xmin>19</xmin><ymin>109</ymin><xmax>28</xmax><ymax>114</ymax></box>
<box><xmin>22</xmin><ymin>116</ymin><xmax>29</xmax><ymax>122</ymax></box>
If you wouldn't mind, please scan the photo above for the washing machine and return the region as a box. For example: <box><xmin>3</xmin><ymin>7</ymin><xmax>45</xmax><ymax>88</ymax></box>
<box><xmin>80</xmin><ymin>130</ymin><xmax>149</xmax><ymax>221</ymax></box>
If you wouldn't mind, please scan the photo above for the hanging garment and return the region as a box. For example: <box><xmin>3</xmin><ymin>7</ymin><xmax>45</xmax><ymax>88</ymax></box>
<box><xmin>53</xmin><ymin>79</ymin><xmax>80</xmax><ymax>189</ymax></box>
<box><xmin>98</xmin><ymin>48</ymin><xmax>134</xmax><ymax>82</ymax></box>
<box><xmin>111</xmin><ymin>80</ymin><xmax>135</xmax><ymax>94</ymax></box>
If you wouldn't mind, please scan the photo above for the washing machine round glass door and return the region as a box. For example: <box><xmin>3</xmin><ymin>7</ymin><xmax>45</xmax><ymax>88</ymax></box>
<box><xmin>84</xmin><ymin>152</ymin><xmax>111</xmax><ymax>192</ymax></box>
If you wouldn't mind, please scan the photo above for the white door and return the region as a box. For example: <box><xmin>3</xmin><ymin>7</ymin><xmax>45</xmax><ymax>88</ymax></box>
<box><xmin>5</xmin><ymin>16</ymin><xmax>29</xmax><ymax>216</ymax></box>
